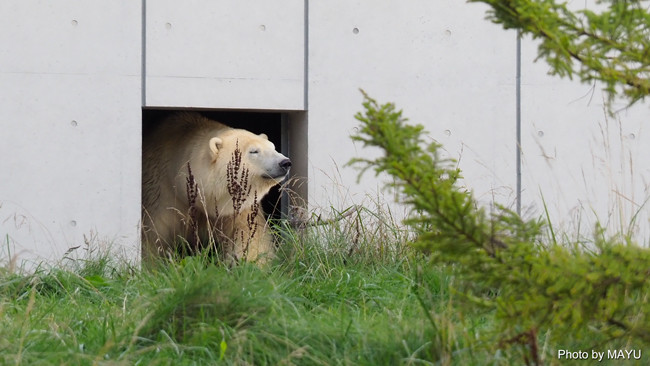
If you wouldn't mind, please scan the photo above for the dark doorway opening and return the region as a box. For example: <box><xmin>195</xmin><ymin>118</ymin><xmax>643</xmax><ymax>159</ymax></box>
<box><xmin>142</xmin><ymin>108</ymin><xmax>287</xmax><ymax>220</ymax></box>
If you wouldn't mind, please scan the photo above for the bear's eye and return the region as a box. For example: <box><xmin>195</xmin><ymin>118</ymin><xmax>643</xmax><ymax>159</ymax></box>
<box><xmin>249</xmin><ymin>149</ymin><xmax>260</xmax><ymax>154</ymax></box>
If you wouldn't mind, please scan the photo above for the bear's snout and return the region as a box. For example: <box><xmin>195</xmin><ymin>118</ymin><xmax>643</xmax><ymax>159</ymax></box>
<box><xmin>264</xmin><ymin>157</ymin><xmax>292</xmax><ymax>180</ymax></box>
<box><xmin>279</xmin><ymin>158</ymin><xmax>292</xmax><ymax>171</ymax></box>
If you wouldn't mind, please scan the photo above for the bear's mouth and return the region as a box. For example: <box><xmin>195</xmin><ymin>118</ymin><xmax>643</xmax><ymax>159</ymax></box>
<box><xmin>263</xmin><ymin>172</ymin><xmax>289</xmax><ymax>180</ymax></box>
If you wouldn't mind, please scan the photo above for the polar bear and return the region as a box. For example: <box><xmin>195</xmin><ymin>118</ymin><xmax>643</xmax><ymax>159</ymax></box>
<box><xmin>141</xmin><ymin>112</ymin><xmax>291</xmax><ymax>264</ymax></box>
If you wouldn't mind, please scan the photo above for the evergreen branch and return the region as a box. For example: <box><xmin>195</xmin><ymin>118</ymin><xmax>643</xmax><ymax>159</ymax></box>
<box><xmin>469</xmin><ymin>0</ymin><xmax>650</xmax><ymax>104</ymax></box>
<box><xmin>349</xmin><ymin>92</ymin><xmax>650</xmax><ymax>359</ymax></box>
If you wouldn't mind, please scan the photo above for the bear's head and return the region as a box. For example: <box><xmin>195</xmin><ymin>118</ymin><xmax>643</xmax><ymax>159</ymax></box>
<box><xmin>208</xmin><ymin>128</ymin><xmax>291</xmax><ymax>196</ymax></box>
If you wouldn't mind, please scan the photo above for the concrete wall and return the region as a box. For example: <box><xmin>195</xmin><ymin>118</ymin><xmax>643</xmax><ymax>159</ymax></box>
<box><xmin>306</xmin><ymin>1</ymin><xmax>649</xmax><ymax>242</ymax></box>
<box><xmin>0</xmin><ymin>1</ymin><xmax>142</xmax><ymax>266</ymax></box>
<box><xmin>1</xmin><ymin>1</ymin><xmax>647</xmax><ymax>267</ymax></box>
<box><xmin>520</xmin><ymin>39</ymin><xmax>650</xmax><ymax>240</ymax></box>
<box><xmin>306</xmin><ymin>1</ymin><xmax>517</xmax><ymax>209</ymax></box>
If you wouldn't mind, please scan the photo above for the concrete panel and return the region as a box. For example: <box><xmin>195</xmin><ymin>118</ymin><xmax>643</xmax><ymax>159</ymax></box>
<box><xmin>307</xmin><ymin>1</ymin><xmax>517</xmax><ymax>212</ymax></box>
<box><xmin>145</xmin><ymin>0</ymin><xmax>305</xmax><ymax>110</ymax></box>
<box><xmin>520</xmin><ymin>37</ymin><xmax>650</xmax><ymax>240</ymax></box>
<box><xmin>0</xmin><ymin>2</ymin><xmax>139</xmax><ymax>76</ymax></box>
<box><xmin>0</xmin><ymin>1</ymin><xmax>141</xmax><ymax>266</ymax></box>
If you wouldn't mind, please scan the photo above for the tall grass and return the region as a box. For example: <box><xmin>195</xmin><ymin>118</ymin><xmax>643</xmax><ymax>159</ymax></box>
<box><xmin>2</xmin><ymin>198</ymin><xmax>645</xmax><ymax>364</ymax></box>
<box><xmin>0</xmin><ymin>197</ymin><xmax>512</xmax><ymax>366</ymax></box>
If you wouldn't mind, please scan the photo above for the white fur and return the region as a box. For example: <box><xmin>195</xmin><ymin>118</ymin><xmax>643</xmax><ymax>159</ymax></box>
<box><xmin>142</xmin><ymin>112</ymin><xmax>289</xmax><ymax>264</ymax></box>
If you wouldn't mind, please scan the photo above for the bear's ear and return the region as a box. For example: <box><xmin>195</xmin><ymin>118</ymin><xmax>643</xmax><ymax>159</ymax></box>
<box><xmin>259</xmin><ymin>133</ymin><xmax>268</xmax><ymax>140</ymax></box>
<box><xmin>209</xmin><ymin>137</ymin><xmax>223</xmax><ymax>157</ymax></box>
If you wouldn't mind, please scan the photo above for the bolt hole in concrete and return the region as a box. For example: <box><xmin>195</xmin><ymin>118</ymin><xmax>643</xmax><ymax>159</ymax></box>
<box><xmin>352</xmin><ymin>27</ymin><xmax>359</xmax><ymax>34</ymax></box>
<box><xmin>259</xmin><ymin>24</ymin><xmax>266</xmax><ymax>31</ymax></box>
<box><xmin>537</xmin><ymin>130</ymin><xmax>544</xmax><ymax>137</ymax></box>
<box><xmin>71</xmin><ymin>120</ymin><xmax>78</xmax><ymax>127</ymax></box>
<box><xmin>444</xmin><ymin>129</ymin><xmax>451</xmax><ymax>136</ymax></box>
<box><xmin>628</xmin><ymin>133</ymin><xmax>636</xmax><ymax>140</ymax></box>
<box><xmin>71</xmin><ymin>20</ymin><xmax>78</xmax><ymax>26</ymax></box>
<box><xmin>165</xmin><ymin>22</ymin><xmax>172</xmax><ymax>30</ymax></box>
<box><xmin>70</xmin><ymin>220</ymin><xmax>77</xmax><ymax>227</ymax></box>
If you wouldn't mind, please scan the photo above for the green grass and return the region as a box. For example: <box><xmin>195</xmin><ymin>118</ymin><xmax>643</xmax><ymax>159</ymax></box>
<box><xmin>1</xmin><ymin>209</ymin><xmax>640</xmax><ymax>365</ymax></box>
<box><xmin>0</xmin><ymin>209</ymin><xmax>494</xmax><ymax>366</ymax></box>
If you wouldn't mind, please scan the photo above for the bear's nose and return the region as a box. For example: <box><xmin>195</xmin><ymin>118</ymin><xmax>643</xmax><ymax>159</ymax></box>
<box><xmin>279</xmin><ymin>158</ymin><xmax>292</xmax><ymax>170</ymax></box>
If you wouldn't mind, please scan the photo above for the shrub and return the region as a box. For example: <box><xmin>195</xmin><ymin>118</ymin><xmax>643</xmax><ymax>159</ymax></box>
<box><xmin>349</xmin><ymin>91</ymin><xmax>650</xmax><ymax>364</ymax></box>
